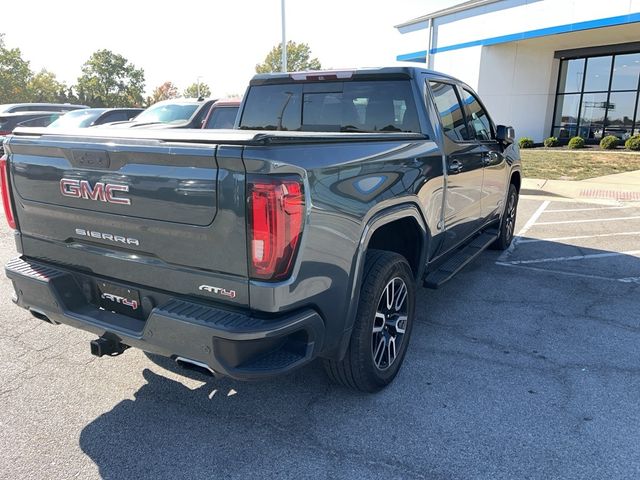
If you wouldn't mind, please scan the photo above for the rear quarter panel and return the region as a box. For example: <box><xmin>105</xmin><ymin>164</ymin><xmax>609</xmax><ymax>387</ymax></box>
<box><xmin>243</xmin><ymin>138</ymin><xmax>444</xmax><ymax>354</ymax></box>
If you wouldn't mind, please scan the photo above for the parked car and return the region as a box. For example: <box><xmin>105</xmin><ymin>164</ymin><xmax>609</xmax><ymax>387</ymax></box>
<box><xmin>108</xmin><ymin>98</ymin><xmax>216</xmax><ymax>129</ymax></box>
<box><xmin>0</xmin><ymin>112</ymin><xmax>62</xmax><ymax>156</ymax></box>
<box><xmin>2</xmin><ymin>66</ymin><xmax>521</xmax><ymax>392</ymax></box>
<box><xmin>201</xmin><ymin>99</ymin><xmax>241</xmax><ymax>129</ymax></box>
<box><xmin>0</xmin><ymin>111</ymin><xmax>64</xmax><ymax>136</ymax></box>
<box><xmin>48</xmin><ymin>108</ymin><xmax>143</xmax><ymax>129</ymax></box>
<box><xmin>593</xmin><ymin>127</ymin><xmax>632</xmax><ymax>140</ymax></box>
<box><xmin>0</xmin><ymin>112</ymin><xmax>62</xmax><ymax>157</ymax></box>
<box><xmin>0</xmin><ymin>103</ymin><xmax>88</xmax><ymax>114</ymax></box>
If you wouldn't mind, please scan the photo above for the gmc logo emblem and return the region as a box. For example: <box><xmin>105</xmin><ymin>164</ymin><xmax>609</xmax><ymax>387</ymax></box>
<box><xmin>60</xmin><ymin>178</ymin><xmax>131</xmax><ymax>205</ymax></box>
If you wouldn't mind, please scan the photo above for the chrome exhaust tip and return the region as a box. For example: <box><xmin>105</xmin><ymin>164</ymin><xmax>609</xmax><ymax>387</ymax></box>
<box><xmin>175</xmin><ymin>356</ymin><xmax>218</xmax><ymax>376</ymax></box>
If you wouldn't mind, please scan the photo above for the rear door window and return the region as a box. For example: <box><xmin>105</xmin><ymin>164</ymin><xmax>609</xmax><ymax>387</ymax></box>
<box><xmin>239</xmin><ymin>80</ymin><xmax>421</xmax><ymax>133</ymax></box>
<box><xmin>0</xmin><ymin>116</ymin><xmax>12</xmax><ymax>132</ymax></box>
<box><xmin>459</xmin><ymin>88</ymin><xmax>493</xmax><ymax>141</ymax></box>
<box><xmin>428</xmin><ymin>81</ymin><xmax>471</xmax><ymax>142</ymax></box>
<box><xmin>204</xmin><ymin>107</ymin><xmax>239</xmax><ymax>129</ymax></box>
<box><xmin>99</xmin><ymin>111</ymin><xmax>129</xmax><ymax>124</ymax></box>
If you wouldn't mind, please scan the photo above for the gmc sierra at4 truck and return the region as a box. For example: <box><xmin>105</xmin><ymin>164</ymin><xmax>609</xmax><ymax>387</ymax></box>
<box><xmin>1</xmin><ymin>67</ymin><xmax>521</xmax><ymax>392</ymax></box>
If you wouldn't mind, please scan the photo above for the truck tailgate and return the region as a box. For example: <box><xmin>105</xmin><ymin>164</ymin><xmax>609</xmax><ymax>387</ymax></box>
<box><xmin>6</xmin><ymin>133</ymin><xmax>248</xmax><ymax>305</ymax></box>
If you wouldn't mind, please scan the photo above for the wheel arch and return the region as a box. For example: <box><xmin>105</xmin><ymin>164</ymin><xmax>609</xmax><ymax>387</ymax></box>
<box><xmin>510</xmin><ymin>169</ymin><xmax>522</xmax><ymax>192</ymax></box>
<box><xmin>333</xmin><ymin>203</ymin><xmax>430</xmax><ymax>360</ymax></box>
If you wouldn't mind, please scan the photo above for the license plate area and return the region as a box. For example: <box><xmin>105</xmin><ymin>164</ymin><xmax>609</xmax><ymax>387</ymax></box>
<box><xmin>97</xmin><ymin>281</ymin><xmax>143</xmax><ymax>319</ymax></box>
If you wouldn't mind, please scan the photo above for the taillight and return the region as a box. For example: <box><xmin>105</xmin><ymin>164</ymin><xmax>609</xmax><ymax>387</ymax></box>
<box><xmin>248</xmin><ymin>176</ymin><xmax>304</xmax><ymax>281</ymax></box>
<box><xmin>0</xmin><ymin>131</ymin><xmax>11</xmax><ymax>136</ymax></box>
<box><xmin>0</xmin><ymin>155</ymin><xmax>16</xmax><ymax>229</ymax></box>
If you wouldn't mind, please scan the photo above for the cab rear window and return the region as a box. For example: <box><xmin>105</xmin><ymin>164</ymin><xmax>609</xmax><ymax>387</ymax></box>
<box><xmin>239</xmin><ymin>81</ymin><xmax>421</xmax><ymax>133</ymax></box>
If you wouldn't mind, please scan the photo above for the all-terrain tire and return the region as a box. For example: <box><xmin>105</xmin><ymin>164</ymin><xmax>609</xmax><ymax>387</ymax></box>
<box><xmin>490</xmin><ymin>183</ymin><xmax>519</xmax><ymax>250</ymax></box>
<box><xmin>323</xmin><ymin>250</ymin><xmax>416</xmax><ymax>392</ymax></box>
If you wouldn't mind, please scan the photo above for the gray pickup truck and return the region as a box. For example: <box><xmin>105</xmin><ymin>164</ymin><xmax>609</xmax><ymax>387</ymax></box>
<box><xmin>2</xmin><ymin>66</ymin><xmax>521</xmax><ymax>392</ymax></box>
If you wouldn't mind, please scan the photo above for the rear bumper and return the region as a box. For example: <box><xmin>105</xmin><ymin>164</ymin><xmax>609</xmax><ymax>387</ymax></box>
<box><xmin>5</xmin><ymin>257</ymin><xmax>325</xmax><ymax>380</ymax></box>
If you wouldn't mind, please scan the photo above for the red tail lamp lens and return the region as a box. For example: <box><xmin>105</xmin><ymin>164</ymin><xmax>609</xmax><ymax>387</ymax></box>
<box><xmin>248</xmin><ymin>177</ymin><xmax>304</xmax><ymax>280</ymax></box>
<box><xmin>0</xmin><ymin>155</ymin><xmax>16</xmax><ymax>229</ymax></box>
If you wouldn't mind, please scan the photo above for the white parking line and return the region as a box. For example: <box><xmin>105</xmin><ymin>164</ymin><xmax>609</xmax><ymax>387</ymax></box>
<box><xmin>535</xmin><ymin>216</ymin><xmax>640</xmax><ymax>226</ymax></box>
<box><xmin>500</xmin><ymin>250</ymin><xmax>640</xmax><ymax>265</ymax></box>
<box><xmin>544</xmin><ymin>205</ymin><xmax>632</xmax><ymax>213</ymax></box>
<box><xmin>518</xmin><ymin>200</ymin><xmax>551</xmax><ymax>236</ymax></box>
<box><xmin>620</xmin><ymin>276</ymin><xmax>640</xmax><ymax>284</ymax></box>
<box><xmin>517</xmin><ymin>231</ymin><xmax>640</xmax><ymax>244</ymax></box>
<box><xmin>497</xmin><ymin>200</ymin><xmax>550</xmax><ymax>262</ymax></box>
<box><xmin>496</xmin><ymin>262</ymin><xmax>638</xmax><ymax>283</ymax></box>
<box><xmin>496</xmin><ymin>262</ymin><xmax>623</xmax><ymax>282</ymax></box>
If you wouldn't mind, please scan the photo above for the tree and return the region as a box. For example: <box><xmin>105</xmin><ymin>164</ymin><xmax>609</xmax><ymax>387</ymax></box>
<box><xmin>0</xmin><ymin>34</ymin><xmax>33</xmax><ymax>103</ymax></box>
<box><xmin>27</xmin><ymin>69</ymin><xmax>67</xmax><ymax>103</ymax></box>
<box><xmin>75</xmin><ymin>49</ymin><xmax>145</xmax><ymax>107</ymax></box>
<box><xmin>255</xmin><ymin>41</ymin><xmax>322</xmax><ymax>73</ymax></box>
<box><xmin>183</xmin><ymin>82</ymin><xmax>211</xmax><ymax>99</ymax></box>
<box><xmin>147</xmin><ymin>81</ymin><xmax>179</xmax><ymax>105</ymax></box>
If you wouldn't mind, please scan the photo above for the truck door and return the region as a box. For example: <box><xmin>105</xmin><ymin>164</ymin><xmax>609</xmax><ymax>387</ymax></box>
<box><xmin>457</xmin><ymin>87</ymin><xmax>508</xmax><ymax>222</ymax></box>
<box><xmin>428</xmin><ymin>80</ymin><xmax>484</xmax><ymax>254</ymax></box>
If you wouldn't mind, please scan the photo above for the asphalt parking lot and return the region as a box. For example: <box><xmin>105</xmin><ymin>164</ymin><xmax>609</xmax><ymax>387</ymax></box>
<box><xmin>1</xmin><ymin>195</ymin><xmax>639</xmax><ymax>480</ymax></box>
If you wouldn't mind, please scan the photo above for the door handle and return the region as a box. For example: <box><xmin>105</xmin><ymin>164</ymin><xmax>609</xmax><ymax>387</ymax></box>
<box><xmin>448</xmin><ymin>160</ymin><xmax>464</xmax><ymax>174</ymax></box>
<box><xmin>482</xmin><ymin>151</ymin><xmax>499</xmax><ymax>166</ymax></box>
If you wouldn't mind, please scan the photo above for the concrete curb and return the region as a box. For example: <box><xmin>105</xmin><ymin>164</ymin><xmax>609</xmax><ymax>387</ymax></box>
<box><xmin>521</xmin><ymin>175</ymin><xmax>640</xmax><ymax>203</ymax></box>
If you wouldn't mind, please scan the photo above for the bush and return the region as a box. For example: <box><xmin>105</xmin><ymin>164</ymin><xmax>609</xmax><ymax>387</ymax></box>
<box><xmin>568</xmin><ymin>136</ymin><xmax>585</xmax><ymax>149</ymax></box>
<box><xmin>625</xmin><ymin>134</ymin><xmax>640</xmax><ymax>151</ymax></box>
<box><xmin>518</xmin><ymin>137</ymin><xmax>534</xmax><ymax>149</ymax></box>
<box><xmin>599</xmin><ymin>135</ymin><xmax>619</xmax><ymax>150</ymax></box>
<box><xmin>543</xmin><ymin>136</ymin><xmax>559</xmax><ymax>147</ymax></box>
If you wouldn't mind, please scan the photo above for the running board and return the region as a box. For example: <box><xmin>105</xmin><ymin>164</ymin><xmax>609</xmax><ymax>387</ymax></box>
<box><xmin>424</xmin><ymin>230</ymin><xmax>498</xmax><ymax>289</ymax></box>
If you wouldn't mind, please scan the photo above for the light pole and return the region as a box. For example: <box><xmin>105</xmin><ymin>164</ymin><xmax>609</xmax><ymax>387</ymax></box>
<box><xmin>281</xmin><ymin>0</ymin><xmax>287</xmax><ymax>72</ymax></box>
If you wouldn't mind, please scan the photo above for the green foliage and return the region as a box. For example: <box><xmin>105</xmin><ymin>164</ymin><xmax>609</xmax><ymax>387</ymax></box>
<box><xmin>26</xmin><ymin>70</ymin><xmax>67</xmax><ymax>103</ymax></box>
<box><xmin>0</xmin><ymin>33</ymin><xmax>32</xmax><ymax>103</ymax></box>
<box><xmin>183</xmin><ymin>82</ymin><xmax>211</xmax><ymax>99</ymax></box>
<box><xmin>518</xmin><ymin>137</ymin><xmax>534</xmax><ymax>149</ymax></box>
<box><xmin>543</xmin><ymin>136</ymin><xmax>559</xmax><ymax>147</ymax></box>
<box><xmin>76</xmin><ymin>49</ymin><xmax>145</xmax><ymax>107</ymax></box>
<box><xmin>147</xmin><ymin>81</ymin><xmax>179</xmax><ymax>106</ymax></box>
<box><xmin>568</xmin><ymin>136</ymin><xmax>585</xmax><ymax>149</ymax></box>
<box><xmin>625</xmin><ymin>134</ymin><xmax>640</xmax><ymax>151</ymax></box>
<box><xmin>599</xmin><ymin>135</ymin><xmax>619</xmax><ymax>150</ymax></box>
<box><xmin>255</xmin><ymin>41</ymin><xmax>322</xmax><ymax>73</ymax></box>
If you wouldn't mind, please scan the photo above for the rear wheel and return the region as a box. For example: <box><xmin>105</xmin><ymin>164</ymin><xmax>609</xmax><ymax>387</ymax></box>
<box><xmin>323</xmin><ymin>250</ymin><xmax>415</xmax><ymax>392</ymax></box>
<box><xmin>491</xmin><ymin>183</ymin><xmax>519</xmax><ymax>250</ymax></box>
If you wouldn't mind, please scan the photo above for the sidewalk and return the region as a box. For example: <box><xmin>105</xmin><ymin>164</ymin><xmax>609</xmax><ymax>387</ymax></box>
<box><xmin>521</xmin><ymin>170</ymin><xmax>640</xmax><ymax>202</ymax></box>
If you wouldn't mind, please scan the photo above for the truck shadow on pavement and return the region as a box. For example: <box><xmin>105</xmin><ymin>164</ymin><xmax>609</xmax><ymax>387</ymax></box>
<box><xmin>77</xmin><ymin>239</ymin><xmax>640</xmax><ymax>480</ymax></box>
<box><xmin>78</xmin><ymin>364</ymin><xmax>430</xmax><ymax>479</ymax></box>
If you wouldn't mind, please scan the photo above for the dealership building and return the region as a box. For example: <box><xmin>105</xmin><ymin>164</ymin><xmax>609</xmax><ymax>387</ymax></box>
<box><xmin>395</xmin><ymin>0</ymin><xmax>640</xmax><ymax>142</ymax></box>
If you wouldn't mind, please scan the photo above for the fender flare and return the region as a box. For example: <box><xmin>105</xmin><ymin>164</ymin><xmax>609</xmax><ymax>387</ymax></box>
<box><xmin>334</xmin><ymin>203</ymin><xmax>430</xmax><ymax>360</ymax></box>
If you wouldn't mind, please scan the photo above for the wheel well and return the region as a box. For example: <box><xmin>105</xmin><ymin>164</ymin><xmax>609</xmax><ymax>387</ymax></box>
<box><xmin>510</xmin><ymin>171</ymin><xmax>521</xmax><ymax>192</ymax></box>
<box><xmin>367</xmin><ymin>217</ymin><xmax>423</xmax><ymax>277</ymax></box>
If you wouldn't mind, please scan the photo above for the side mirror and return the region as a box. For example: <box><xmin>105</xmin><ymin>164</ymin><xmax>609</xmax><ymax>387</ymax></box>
<box><xmin>496</xmin><ymin>125</ymin><xmax>515</xmax><ymax>144</ymax></box>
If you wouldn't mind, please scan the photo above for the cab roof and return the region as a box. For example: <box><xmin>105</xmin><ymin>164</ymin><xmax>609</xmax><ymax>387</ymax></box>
<box><xmin>249</xmin><ymin>65</ymin><xmax>459</xmax><ymax>85</ymax></box>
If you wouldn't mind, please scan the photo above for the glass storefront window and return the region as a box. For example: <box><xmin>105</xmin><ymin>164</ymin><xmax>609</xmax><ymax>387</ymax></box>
<box><xmin>605</xmin><ymin>91</ymin><xmax>638</xmax><ymax>139</ymax></box>
<box><xmin>584</xmin><ymin>56</ymin><xmax>612</xmax><ymax>92</ymax></box>
<box><xmin>558</xmin><ymin>58</ymin><xmax>585</xmax><ymax>93</ymax></box>
<box><xmin>552</xmin><ymin>126</ymin><xmax>576</xmax><ymax>139</ymax></box>
<box><xmin>579</xmin><ymin>93</ymin><xmax>608</xmax><ymax>139</ymax></box>
<box><xmin>611</xmin><ymin>53</ymin><xmax>640</xmax><ymax>91</ymax></box>
<box><xmin>553</xmin><ymin>94</ymin><xmax>580</xmax><ymax>128</ymax></box>
<box><xmin>553</xmin><ymin>51</ymin><xmax>640</xmax><ymax>141</ymax></box>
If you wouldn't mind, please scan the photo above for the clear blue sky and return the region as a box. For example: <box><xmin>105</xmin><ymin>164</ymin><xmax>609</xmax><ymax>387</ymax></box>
<box><xmin>2</xmin><ymin>0</ymin><xmax>457</xmax><ymax>97</ymax></box>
